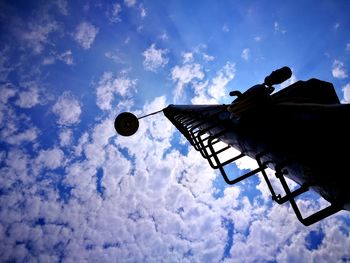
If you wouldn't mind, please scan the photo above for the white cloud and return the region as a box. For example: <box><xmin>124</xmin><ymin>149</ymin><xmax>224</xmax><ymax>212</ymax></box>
<box><xmin>4</xmin><ymin>127</ymin><xmax>39</xmax><ymax>145</ymax></box>
<box><xmin>182</xmin><ymin>52</ymin><xmax>193</xmax><ymax>63</ymax></box>
<box><xmin>208</xmin><ymin>62</ymin><xmax>236</xmax><ymax>101</ymax></box>
<box><xmin>332</xmin><ymin>60</ymin><xmax>348</xmax><ymax>79</ymax></box>
<box><xmin>274</xmin><ymin>21</ymin><xmax>287</xmax><ymax>34</ymax></box>
<box><xmin>15</xmin><ymin>87</ymin><xmax>40</xmax><ymax>108</ymax></box>
<box><xmin>203</xmin><ymin>53</ymin><xmax>214</xmax><ymax>62</ymax></box>
<box><xmin>0</xmin><ymin>83</ymin><xmax>17</xmax><ymax>104</ymax></box>
<box><xmin>142</xmin><ymin>44</ymin><xmax>169</xmax><ymax>72</ymax></box>
<box><xmin>54</xmin><ymin>0</ymin><xmax>68</xmax><ymax>15</ymax></box>
<box><xmin>241</xmin><ymin>48</ymin><xmax>250</xmax><ymax>61</ymax></box>
<box><xmin>52</xmin><ymin>92</ymin><xmax>82</xmax><ymax>125</ymax></box>
<box><xmin>74</xmin><ymin>132</ymin><xmax>89</xmax><ymax>156</ymax></box>
<box><xmin>139</xmin><ymin>4</ymin><xmax>147</xmax><ymax>18</ymax></box>
<box><xmin>182</xmin><ymin>48</ymin><xmax>214</xmax><ymax>64</ymax></box>
<box><xmin>222</xmin><ymin>24</ymin><xmax>230</xmax><ymax>32</ymax></box>
<box><xmin>0</xmin><ymin>89</ymin><xmax>41</xmax><ymax>146</ymax></box>
<box><xmin>57</xmin><ymin>50</ymin><xmax>74</xmax><ymax>65</ymax></box>
<box><xmin>137</xmin><ymin>25</ymin><xmax>144</xmax><ymax>32</ymax></box>
<box><xmin>105</xmin><ymin>51</ymin><xmax>124</xmax><ymax>64</ymax></box>
<box><xmin>141</xmin><ymin>96</ymin><xmax>173</xmax><ymax>140</ymax></box>
<box><xmin>342</xmin><ymin>83</ymin><xmax>350</xmax><ymax>103</ymax></box>
<box><xmin>107</xmin><ymin>3</ymin><xmax>122</xmax><ymax>23</ymax></box>
<box><xmin>22</xmin><ymin>20</ymin><xmax>59</xmax><ymax>54</ymax></box>
<box><xmin>36</xmin><ymin>148</ymin><xmax>64</xmax><ymax>170</ymax></box>
<box><xmin>229</xmin><ymin>204</ymin><xmax>302</xmax><ymax>262</ymax></box>
<box><xmin>190</xmin><ymin>80</ymin><xmax>216</xmax><ymax>104</ymax></box>
<box><xmin>172</xmin><ymin>59</ymin><xmax>235</xmax><ymax>103</ymax></box>
<box><xmin>73</xmin><ymin>22</ymin><xmax>99</xmax><ymax>49</ymax></box>
<box><xmin>346</xmin><ymin>43</ymin><xmax>350</xmax><ymax>51</ymax></box>
<box><xmin>96</xmin><ymin>72</ymin><xmax>137</xmax><ymax>110</ymax></box>
<box><xmin>159</xmin><ymin>32</ymin><xmax>168</xmax><ymax>41</ymax></box>
<box><xmin>125</xmin><ymin>0</ymin><xmax>136</xmax><ymax>7</ymax></box>
<box><xmin>59</xmin><ymin>128</ymin><xmax>73</xmax><ymax>146</ymax></box>
<box><xmin>254</xmin><ymin>36</ymin><xmax>261</xmax><ymax>42</ymax></box>
<box><xmin>81</xmin><ymin>118</ymin><xmax>116</xmax><ymax>167</ymax></box>
<box><xmin>42</xmin><ymin>56</ymin><xmax>55</xmax><ymax>65</ymax></box>
<box><xmin>334</xmin><ymin>22</ymin><xmax>340</xmax><ymax>30</ymax></box>
<box><xmin>171</xmin><ymin>63</ymin><xmax>204</xmax><ymax>99</ymax></box>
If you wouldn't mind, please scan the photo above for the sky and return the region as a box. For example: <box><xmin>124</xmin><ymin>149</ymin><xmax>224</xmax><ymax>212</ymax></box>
<box><xmin>1</xmin><ymin>0</ymin><xmax>350</xmax><ymax>262</ymax></box>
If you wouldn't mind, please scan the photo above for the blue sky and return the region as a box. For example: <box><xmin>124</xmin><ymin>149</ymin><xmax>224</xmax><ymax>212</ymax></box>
<box><xmin>1</xmin><ymin>0</ymin><xmax>350</xmax><ymax>262</ymax></box>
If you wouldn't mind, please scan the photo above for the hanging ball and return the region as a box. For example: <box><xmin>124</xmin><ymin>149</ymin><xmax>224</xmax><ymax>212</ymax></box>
<box><xmin>114</xmin><ymin>112</ymin><xmax>139</xmax><ymax>136</ymax></box>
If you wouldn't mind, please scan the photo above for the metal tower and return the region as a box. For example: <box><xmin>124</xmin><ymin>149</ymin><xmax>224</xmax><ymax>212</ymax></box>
<box><xmin>115</xmin><ymin>67</ymin><xmax>350</xmax><ymax>226</ymax></box>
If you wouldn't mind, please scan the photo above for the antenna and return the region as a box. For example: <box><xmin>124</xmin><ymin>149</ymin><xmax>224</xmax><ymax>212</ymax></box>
<box><xmin>264</xmin><ymin>66</ymin><xmax>292</xmax><ymax>87</ymax></box>
<box><xmin>114</xmin><ymin>109</ymin><xmax>164</xmax><ymax>136</ymax></box>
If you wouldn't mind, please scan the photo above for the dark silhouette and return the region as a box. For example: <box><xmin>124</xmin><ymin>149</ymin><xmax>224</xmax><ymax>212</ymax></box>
<box><xmin>114</xmin><ymin>112</ymin><xmax>139</xmax><ymax>136</ymax></box>
<box><xmin>115</xmin><ymin>67</ymin><xmax>350</xmax><ymax>226</ymax></box>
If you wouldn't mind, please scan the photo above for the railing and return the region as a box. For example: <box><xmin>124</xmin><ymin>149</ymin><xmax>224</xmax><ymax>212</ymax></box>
<box><xmin>163</xmin><ymin>105</ymin><xmax>342</xmax><ymax>226</ymax></box>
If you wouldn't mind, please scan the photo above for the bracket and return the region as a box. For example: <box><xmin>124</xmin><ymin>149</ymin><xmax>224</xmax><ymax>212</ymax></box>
<box><xmin>257</xmin><ymin>155</ymin><xmax>343</xmax><ymax>226</ymax></box>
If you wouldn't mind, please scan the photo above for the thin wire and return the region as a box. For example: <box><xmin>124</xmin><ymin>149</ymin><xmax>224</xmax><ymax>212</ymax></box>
<box><xmin>137</xmin><ymin>109</ymin><xmax>164</xmax><ymax>120</ymax></box>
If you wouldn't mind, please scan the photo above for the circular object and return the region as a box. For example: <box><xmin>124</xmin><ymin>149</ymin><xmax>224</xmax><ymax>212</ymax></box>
<box><xmin>114</xmin><ymin>112</ymin><xmax>139</xmax><ymax>136</ymax></box>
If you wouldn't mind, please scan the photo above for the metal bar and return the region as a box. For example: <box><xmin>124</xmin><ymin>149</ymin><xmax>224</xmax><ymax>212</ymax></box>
<box><xmin>224</xmin><ymin>166</ymin><xmax>266</xmax><ymax>185</ymax></box>
<box><xmin>256</xmin><ymin>154</ymin><xmax>310</xmax><ymax>205</ymax></box>
<box><xmin>207</xmin><ymin>136</ymin><xmax>245</xmax><ymax>168</ymax></box>
<box><xmin>256</xmin><ymin>156</ymin><xmax>280</xmax><ymax>201</ymax></box>
<box><xmin>274</xmin><ymin>184</ymin><xmax>309</xmax><ymax>204</ymax></box>
<box><xmin>277</xmin><ymin>172</ymin><xmax>342</xmax><ymax>226</ymax></box>
<box><xmin>138</xmin><ymin>109</ymin><xmax>164</xmax><ymax>119</ymax></box>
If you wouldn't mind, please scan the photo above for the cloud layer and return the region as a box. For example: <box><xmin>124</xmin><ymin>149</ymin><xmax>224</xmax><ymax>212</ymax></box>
<box><xmin>142</xmin><ymin>44</ymin><xmax>169</xmax><ymax>72</ymax></box>
<box><xmin>52</xmin><ymin>92</ymin><xmax>82</xmax><ymax>125</ymax></box>
<box><xmin>73</xmin><ymin>22</ymin><xmax>99</xmax><ymax>50</ymax></box>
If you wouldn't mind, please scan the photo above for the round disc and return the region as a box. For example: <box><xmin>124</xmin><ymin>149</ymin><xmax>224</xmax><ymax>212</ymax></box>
<box><xmin>114</xmin><ymin>112</ymin><xmax>139</xmax><ymax>136</ymax></box>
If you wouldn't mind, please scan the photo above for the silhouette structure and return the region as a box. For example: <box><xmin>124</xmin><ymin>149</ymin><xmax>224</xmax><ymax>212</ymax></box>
<box><xmin>115</xmin><ymin>67</ymin><xmax>350</xmax><ymax>226</ymax></box>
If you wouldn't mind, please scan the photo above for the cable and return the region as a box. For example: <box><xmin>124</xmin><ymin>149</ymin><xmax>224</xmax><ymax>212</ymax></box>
<box><xmin>137</xmin><ymin>109</ymin><xmax>164</xmax><ymax>120</ymax></box>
